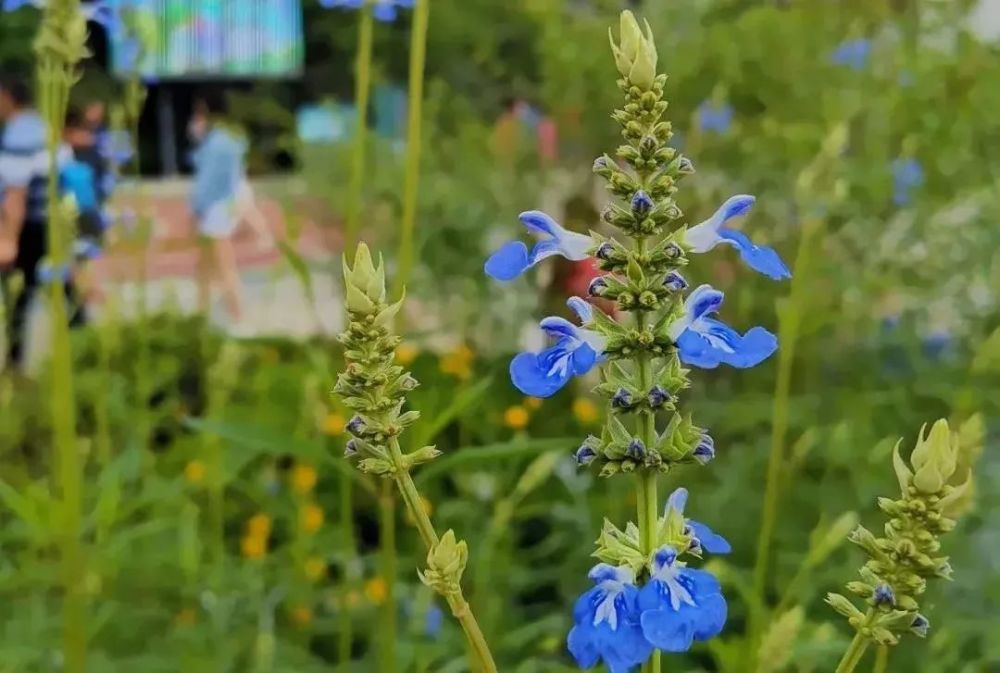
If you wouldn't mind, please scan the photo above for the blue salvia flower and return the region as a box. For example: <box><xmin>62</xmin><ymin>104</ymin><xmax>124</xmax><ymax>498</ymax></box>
<box><xmin>683</xmin><ymin>195</ymin><xmax>791</xmax><ymax>280</ymax></box>
<box><xmin>567</xmin><ymin>564</ymin><xmax>653</xmax><ymax>673</ymax></box>
<box><xmin>36</xmin><ymin>261</ymin><xmax>72</xmax><ymax>285</ymax></box>
<box><xmin>891</xmin><ymin>157</ymin><xmax>923</xmax><ymax>206</ymax></box>
<box><xmin>319</xmin><ymin>0</ymin><xmax>414</xmax><ymax>22</ymax></box>
<box><xmin>667</xmin><ymin>284</ymin><xmax>778</xmax><ymax>369</ymax></box>
<box><xmin>424</xmin><ymin>603</ymin><xmax>444</xmax><ymax>637</ymax></box>
<box><xmin>666</xmin><ymin>488</ymin><xmax>731</xmax><ymax>555</ymax></box>
<box><xmin>510</xmin><ymin>297</ymin><xmax>606</xmax><ymax>398</ymax></box>
<box><xmin>637</xmin><ymin>546</ymin><xmax>727</xmax><ymax>652</ymax></box>
<box><xmin>830</xmin><ymin>38</ymin><xmax>871</xmax><ymax>70</ymax></box>
<box><xmin>485</xmin><ymin>210</ymin><xmax>592</xmax><ymax>281</ymax></box>
<box><xmin>696</xmin><ymin>101</ymin><xmax>733</xmax><ymax>135</ymax></box>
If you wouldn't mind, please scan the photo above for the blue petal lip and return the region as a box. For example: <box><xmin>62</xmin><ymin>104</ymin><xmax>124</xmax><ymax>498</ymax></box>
<box><xmin>484</xmin><ymin>241</ymin><xmax>530</xmax><ymax>281</ymax></box>
<box><xmin>687</xmin><ymin>520</ymin><xmax>732</xmax><ymax>555</ymax></box>
<box><xmin>518</xmin><ymin>210</ymin><xmax>561</xmax><ymax>238</ymax></box>
<box><xmin>676</xmin><ymin>325</ymin><xmax>778</xmax><ymax>370</ymax></box>
<box><xmin>718</xmin><ymin>229</ymin><xmax>791</xmax><ymax>280</ymax></box>
<box><xmin>509</xmin><ymin>352</ymin><xmax>572</xmax><ymax>398</ymax></box>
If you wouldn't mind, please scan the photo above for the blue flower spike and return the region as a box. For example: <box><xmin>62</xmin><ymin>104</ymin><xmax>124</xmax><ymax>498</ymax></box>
<box><xmin>567</xmin><ymin>564</ymin><xmax>654</xmax><ymax>673</ymax></box>
<box><xmin>683</xmin><ymin>195</ymin><xmax>791</xmax><ymax>280</ymax></box>
<box><xmin>319</xmin><ymin>0</ymin><xmax>414</xmax><ymax>23</ymax></box>
<box><xmin>637</xmin><ymin>546</ymin><xmax>727</xmax><ymax>652</ymax></box>
<box><xmin>668</xmin><ymin>284</ymin><xmax>778</xmax><ymax>369</ymax></box>
<box><xmin>485</xmin><ymin>210</ymin><xmax>593</xmax><ymax>281</ymax></box>
<box><xmin>509</xmin><ymin>297</ymin><xmax>606</xmax><ymax>398</ymax></box>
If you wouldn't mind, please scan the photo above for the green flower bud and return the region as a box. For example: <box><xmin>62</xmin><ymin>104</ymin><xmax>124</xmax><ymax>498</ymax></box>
<box><xmin>420</xmin><ymin>530</ymin><xmax>469</xmax><ymax>596</ymax></box>
<box><xmin>618</xmin><ymin>11</ymin><xmax>643</xmax><ymax>63</ymax></box>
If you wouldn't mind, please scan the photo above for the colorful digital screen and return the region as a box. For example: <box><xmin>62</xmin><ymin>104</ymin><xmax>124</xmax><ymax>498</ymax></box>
<box><xmin>111</xmin><ymin>0</ymin><xmax>304</xmax><ymax>79</ymax></box>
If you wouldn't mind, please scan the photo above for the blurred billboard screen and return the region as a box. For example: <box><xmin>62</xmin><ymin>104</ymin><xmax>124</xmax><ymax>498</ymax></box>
<box><xmin>111</xmin><ymin>0</ymin><xmax>304</xmax><ymax>79</ymax></box>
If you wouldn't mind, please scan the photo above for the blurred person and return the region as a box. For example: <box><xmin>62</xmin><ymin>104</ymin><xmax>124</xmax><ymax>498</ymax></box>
<box><xmin>188</xmin><ymin>92</ymin><xmax>268</xmax><ymax>333</ymax></box>
<box><xmin>0</xmin><ymin>74</ymin><xmax>79</xmax><ymax>367</ymax></box>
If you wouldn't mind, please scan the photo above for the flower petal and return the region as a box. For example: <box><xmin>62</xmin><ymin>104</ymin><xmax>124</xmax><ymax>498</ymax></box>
<box><xmin>509</xmin><ymin>350</ymin><xmax>573</xmax><ymax>398</ymax></box>
<box><xmin>676</xmin><ymin>323</ymin><xmax>777</xmax><ymax>369</ymax></box>
<box><xmin>717</xmin><ymin>228</ymin><xmax>791</xmax><ymax>280</ymax></box>
<box><xmin>484</xmin><ymin>241</ymin><xmax>530</xmax><ymax>281</ymax></box>
<box><xmin>691</xmin><ymin>591</ymin><xmax>727</xmax><ymax>641</ymax></box>
<box><xmin>571</xmin><ymin>343</ymin><xmax>599</xmax><ymax>376</ymax></box>
<box><xmin>684</xmin><ymin>195</ymin><xmax>756</xmax><ymax>253</ymax></box>
<box><xmin>666</xmin><ymin>487</ymin><xmax>688</xmax><ymax>515</ymax></box>
<box><xmin>567</xmin><ymin>296</ymin><xmax>593</xmax><ymax>323</ymax></box>
<box><xmin>519</xmin><ymin>210</ymin><xmax>563</xmax><ymax>238</ymax></box>
<box><xmin>372</xmin><ymin>1</ymin><xmax>398</xmax><ymax>21</ymax></box>
<box><xmin>539</xmin><ymin>317</ymin><xmax>580</xmax><ymax>340</ymax></box>
<box><xmin>687</xmin><ymin>520</ymin><xmax>732</xmax><ymax>555</ymax></box>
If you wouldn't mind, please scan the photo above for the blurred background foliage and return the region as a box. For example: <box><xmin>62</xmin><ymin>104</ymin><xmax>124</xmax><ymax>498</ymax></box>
<box><xmin>1</xmin><ymin>0</ymin><xmax>998</xmax><ymax>672</ymax></box>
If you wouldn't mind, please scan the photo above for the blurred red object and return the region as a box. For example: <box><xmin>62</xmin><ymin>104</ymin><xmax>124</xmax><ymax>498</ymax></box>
<box><xmin>564</xmin><ymin>257</ymin><xmax>617</xmax><ymax>317</ymax></box>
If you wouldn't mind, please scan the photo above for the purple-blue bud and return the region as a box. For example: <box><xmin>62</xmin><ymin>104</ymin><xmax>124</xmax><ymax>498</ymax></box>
<box><xmin>588</xmin><ymin>277</ymin><xmax>608</xmax><ymax>297</ymax></box>
<box><xmin>631</xmin><ymin>190</ymin><xmax>654</xmax><ymax>216</ymax></box>
<box><xmin>626</xmin><ymin>439</ymin><xmax>646</xmax><ymax>460</ymax></box>
<box><xmin>910</xmin><ymin>614</ymin><xmax>929</xmax><ymax>637</ymax></box>
<box><xmin>693</xmin><ymin>434</ymin><xmax>715</xmax><ymax>464</ymax></box>
<box><xmin>611</xmin><ymin>388</ymin><xmax>633</xmax><ymax>408</ymax></box>
<box><xmin>346</xmin><ymin>415</ymin><xmax>366</xmax><ymax>435</ymax></box>
<box><xmin>647</xmin><ymin>386</ymin><xmax>672</xmax><ymax>408</ymax></box>
<box><xmin>345</xmin><ymin>439</ymin><xmax>359</xmax><ymax>457</ymax></box>
<box><xmin>678</xmin><ymin>156</ymin><xmax>694</xmax><ymax>174</ymax></box>
<box><xmin>873</xmin><ymin>583</ymin><xmax>895</xmax><ymax>606</ymax></box>
<box><xmin>664</xmin><ymin>242</ymin><xmax>682</xmax><ymax>259</ymax></box>
<box><xmin>575</xmin><ymin>445</ymin><xmax>597</xmax><ymax>466</ymax></box>
<box><xmin>688</xmin><ymin>537</ymin><xmax>703</xmax><ymax>555</ymax></box>
<box><xmin>596</xmin><ymin>242</ymin><xmax>615</xmax><ymax>260</ymax></box>
<box><xmin>663</xmin><ymin>271</ymin><xmax>688</xmax><ymax>292</ymax></box>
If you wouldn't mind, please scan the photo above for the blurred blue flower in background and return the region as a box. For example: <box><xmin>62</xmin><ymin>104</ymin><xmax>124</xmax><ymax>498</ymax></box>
<box><xmin>485</xmin><ymin>210</ymin><xmax>592</xmax><ymax>281</ymax></box>
<box><xmin>637</xmin><ymin>546</ymin><xmax>727</xmax><ymax>652</ymax></box>
<box><xmin>668</xmin><ymin>285</ymin><xmax>778</xmax><ymax>369</ymax></box>
<box><xmin>2</xmin><ymin>0</ymin><xmax>114</xmax><ymax>24</ymax></box>
<box><xmin>510</xmin><ymin>297</ymin><xmax>605</xmax><ymax>398</ymax></box>
<box><xmin>319</xmin><ymin>0</ymin><xmax>414</xmax><ymax>22</ymax></box>
<box><xmin>684</xmin><ymin>195</ymin><xmax>791</xmax><ymax>280</ymax></box>
<box><xmin>892</xmin><ymin>157</ymin><xmax>924</xmax><ymax>206</ymax></box>
<box><xmin>830</xmin><ymin>38</ymin><xmax>872</xmax><ymax>70</ymax></box>
<box><xmin>567</xmin><ymin>564</ymin><xmax>652</xmax><ymax>673</ymax></box>
<box><xmin>696</xmin><ymin>101</ymin><xmax>733</xmax><ymax>135</ymax></box>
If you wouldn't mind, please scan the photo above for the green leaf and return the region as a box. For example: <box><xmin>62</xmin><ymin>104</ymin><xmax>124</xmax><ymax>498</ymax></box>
<box><xmin>276</xmin><ymin>238</ymin><xmax>316</xmax><ymax>306</ymax></box>
<box><xmin>414</xmin><ymin>438</ymin><xmax>575</xmax><ymax>485</ymax></box>
<box><xmin>410</xmin><ymin>376</ymin><xmax>493</xmax><ymax>448</ymax></box>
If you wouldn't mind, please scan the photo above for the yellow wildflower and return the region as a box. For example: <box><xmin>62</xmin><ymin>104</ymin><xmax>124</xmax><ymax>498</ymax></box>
<box><xmin>247</xmin><ymin>513</ymin><xmax>272</xmax><ymax>538</ymax></box>
<box><xmin>301</xmin><ymin>503</ymin><xmax>325</xmax><ymax>534</ymax></box>
<box><xmin>524</xmin><ymin>397</ymin><xmax>543</xmax><ymax>411</ymax></box>
<box><xmin>175</xmin><ymin>608</ymin><xmax>197</xmax><ymax>627</ymax></box>
<box><xmin>184</xmin><ymin>460</ymin><xmax>205</xmax><ymax>484</ymax></box>
<box><xmin>439</xmin><ymin>344</ymin><xmax>474</xmax><ymax>380</ymax></box>
<box><xmin>364</xmin><ymin>577</ymin><xmax>388</xmax><ymax>605</ymax></box>
<box><xmin>290</xmin><ymin>605</ymin><xmax>313</xmax><ymax>627</ymax></box>
<box><xmin>345</xmin><ymin>590</ymin><xmax>362</xmax><ymax>608</ymax></box>
<box><xmin>240</xmin><ymin>534</ymin><xmax>268</xmax><ymax>560</ymax></box>
<box><xmin>395</xmin><ymin>342</ymin><xmax>419</xmax><ymax>366</ymax></box>
<box><xmin>304</xmin><ymin>557</ymin><xmax>327</xmax><ymax>582</ymax></box>
<box><xmin>321</xmin><ymin>412</ymin><xmax>346</xmax><ymax>437</ymax></box>
<box><xmin>503</xmin><ymin>405</ymin><xmax>530</xmax><ymax>430</ymax></box>
<box><xmin>572</xmin><ymin>398</ymin><xmax>600</xmax><ymax>425</ymax></box>
<box><xmin>290</xmin><ymin>463</ymin><xmax>318</xmax><ymax>495</ymax></box>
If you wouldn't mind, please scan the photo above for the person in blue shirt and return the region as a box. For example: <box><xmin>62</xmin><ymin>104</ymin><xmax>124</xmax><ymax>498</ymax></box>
<box><xmin>189</xmin><ymin>91</ymin><xmax>254</xmax><ymax>330</ymax></box>
<box><xmin>0</xmin><ymin>73</ymin><xmax>80</xmax><ymax>367</ymax></box>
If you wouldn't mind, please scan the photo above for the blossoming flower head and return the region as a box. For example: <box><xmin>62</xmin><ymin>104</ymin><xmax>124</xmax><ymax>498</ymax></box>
<box><xmin>696</xmin><ymin>101</ymin><xmax>733</xmax><ymax>135</ymax></box>
<box><xmin>831</xmin><ymin>38</ymin><xmax>872</xmax><ymax>70</ymax></box>
<box><xmin>666</xmin><ymin>488</ymin><xmax>730</xmax><ymax>555</ymax></box>
<box><xmin>509</xmin><ymin>297</ymin><xmax>606</xmax><ymax>397</ymax></box>
<box><xmin>485</xmin><ymin>211</ymin><xmax>593</xmax><ymax>281</ymax></box>
<box><xmin>567</xmin><ymin>564</ymin><xmax>653</xmax><ymax>673</ymax></box>
<box><xmin>667</xmin><ymin>284</ymin><xmax>778</xmax><ymax>369</ymax></box>
<box><xmin>637</xmin><ymin>545</ymin><xmax>727</xmax><ymax>652</ymax></box>
<box><xmin>683</xmin><ymin>195</ymin><xmax>791</xmax><ymax>280</ymax></box>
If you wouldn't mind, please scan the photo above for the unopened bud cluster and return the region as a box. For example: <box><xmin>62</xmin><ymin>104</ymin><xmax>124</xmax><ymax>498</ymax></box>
<box><xmin>334</xmin><ymin>244</ymin><xmax>437</xmax><ymax>476</ymax></box>
<box><xmin>418</xmin><ymin>530</ymin><xmax>469</xmax><ymax>599</ymax></box>
<box><xmin>827</xmin><ymin>418</ymin><xmax>980</xmax><ymax>646</ymax></box>
<box><xmin>34</xmin><ymin>0</ymin><xmax>90</xmax><ymax>66</ymax></box>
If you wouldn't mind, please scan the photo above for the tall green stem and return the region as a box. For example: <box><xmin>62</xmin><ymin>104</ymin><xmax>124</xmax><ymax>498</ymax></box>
<box><xmin>393</xmin><ymin>0</ymin><xmax>430</xmax><ymax>298</ymax></box>
<box><xmin>750</xmin><ymin>217</ymin><xmax>822</xmax><ymax>644</ymax></box>
<box><xmin>377</xmin><ymin>483</ymin><xmax>397</xmax><ymax>673</ymax></box>
<box><xmin>344</xmin><ymin>5</ymin><xmax>374</xmax><ymax>251</ymax></box>
<box><xmin>387</xmin><ymin>440</ymin><xmax>498</xmax><ymax>673</ymax></box>
<box><xmin>835</xmin><ymin>630</ymin><xmax>872</xmax><ymax>673</ymax></box>
<box><xmin>337</xmin><ymin>469</ymin><xmax>356</xmax><ymax>671</ymax></box>
<box><xmin>872</xmin><ymin>644</ymin><xmax>889</xmax><ymax>673</ymax></box>
<box><xmin>39</xmin><ymin>58</ymin><xmax>86</xmax><ymax>673</ymax></box>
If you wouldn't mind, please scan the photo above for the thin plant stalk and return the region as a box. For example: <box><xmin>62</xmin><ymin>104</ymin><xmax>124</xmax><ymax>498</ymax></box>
<box><xmin>378</xmin><ymin>482</ymin><xmax>397</xmax><ymax>673</ymax></box>
<box><xmin>393</xmin><ymin>0</ymin><xmax>430</xmax><ymax>298</ymax></box>
<box><xmin>38</xmin><ymin>55</ymin><xmax>86</xmax><ymax>673</ymax></box>
<box><xmin>750</xmin><ymin>216</ymin><xmax>823</xmax><ymax>641</ymax></box>
<box><xmin>337</xmin><ymin>468</ymin><xmax>357</xmax><ymax>671</ymax></box>
<box><xmin>344</xmin><ymin>4</ymin><xmax>375</xmax><ymax>251</ymax></box>
<box><xmin>386</xmin><ymin>438</ymin><xmax>498</xmax><ymax>673</ymax></box>
<box><xmin>872</xmin><ymin>645</ymin><xmax>889</xmax><ymax>673</ymax></box>
<box><xmin>834</xmin><ymin>623</ymin><xmax>872</xmax><ymax>673</ymax></box>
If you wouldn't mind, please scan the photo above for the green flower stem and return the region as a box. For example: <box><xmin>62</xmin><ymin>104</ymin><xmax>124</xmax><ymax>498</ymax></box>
<box><xmin>386</xmin><ymin>439</ymin><xmax>498</xmax><ymax>673</ymax></box>
<box><xmin>750</xmin><ymin>216</ymin><xmax>823</xmax><ymax>643</ymax></box>
<box><xmin>344</xmin><ymin>4</ymin><xmax>374</xmax><ymax>252</ymax></box>
<box><xmin>873</xmin><ymin>644</ymin><xmax>889</xmax><ymax>673</ymax></box>
<box><xmin>378</xmin><ymin>483</ymin><xmax>398</xmax><ymax>673</ymax></box>
<box><xmin>337</xmin><ymin>469</ymin><xmax>356</xmax><ymax>671</ymax></box>
<box><xmin>834</xmin><ymin>618</ymin><xmax>873</xmax><ymax>673</ymax></box>
<box><xmin>39</xmin><ymin>58</ymin><xmax>86</xmax><ymax>673</ymax></box>
<box><xmin>393</xmin><ymin>0</ymin><xmax>430</xmax><ymax>299</ymax></box>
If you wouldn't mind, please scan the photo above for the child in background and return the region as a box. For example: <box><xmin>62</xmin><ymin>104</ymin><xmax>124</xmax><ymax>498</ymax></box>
<box><xmin>188</xmin><ymin>91</ymin><xmax>269</xmax><ymax>333</ymax></box>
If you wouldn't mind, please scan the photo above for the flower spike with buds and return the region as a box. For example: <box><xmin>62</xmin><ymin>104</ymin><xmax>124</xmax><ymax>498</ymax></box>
<box><xmin>484</xmin><ymin>10</ymin><xmax>789</xmax><ymax>670</ymax></box>
<box><xmin>828</xmin><ymin>417</ymin><xmax>981</xmax><ymax>672</ymax></box>
<box><xmin>335</xmin><ymin>244</ymin><xmax>498</xmax><ymax>673</ymax></box>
